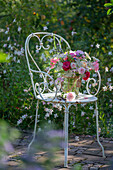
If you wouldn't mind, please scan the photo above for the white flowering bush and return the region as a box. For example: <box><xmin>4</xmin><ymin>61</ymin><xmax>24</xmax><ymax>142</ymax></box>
<box><xmin>0</xmin><ymin>0</ymin><xmax>113</xmax><ymax>137</ymax></box>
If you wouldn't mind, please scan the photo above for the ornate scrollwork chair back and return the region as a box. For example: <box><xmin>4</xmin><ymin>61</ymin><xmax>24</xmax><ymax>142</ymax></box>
<box><xmin>25</xmin><ymin>32</ymin><xmax>71</xmax><ymax>102</ymax></box>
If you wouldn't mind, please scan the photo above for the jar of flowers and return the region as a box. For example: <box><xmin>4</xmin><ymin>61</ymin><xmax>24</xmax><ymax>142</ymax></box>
<box><xmin>50</xmin><ymin>50</ymin><xmax>99</xmax><ymax>100</ymax></box>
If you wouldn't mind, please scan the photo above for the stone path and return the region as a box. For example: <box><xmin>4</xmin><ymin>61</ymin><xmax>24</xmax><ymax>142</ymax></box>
<box><xmin>6</xmin><ymin>131</ymin><xmax>113</xmax><ymax>170</ymax></box>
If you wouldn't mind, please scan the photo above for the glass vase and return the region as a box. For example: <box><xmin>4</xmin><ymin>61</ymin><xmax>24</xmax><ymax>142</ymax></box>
<box><xmin>61</xmin><ymin>76</ymin><xmax>81</xmax><ymax>97</ymax></box>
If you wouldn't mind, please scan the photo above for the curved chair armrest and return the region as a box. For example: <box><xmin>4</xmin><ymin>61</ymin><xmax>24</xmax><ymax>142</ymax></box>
<box><xmin>30</xmin><ymin>69</ymin><xmax>58</xmax><ymax>102</ymax></box>
<box><xmin>86</xmin><ymin>71</ymin><xmax>101</xmax><ymax>96</ymax></box>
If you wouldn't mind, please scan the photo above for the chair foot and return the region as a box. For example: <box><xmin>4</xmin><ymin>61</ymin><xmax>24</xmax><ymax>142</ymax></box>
<box><xmin>27</xmin><ymin>100</ymin><xmax>39</xmax><ymax>151</ymax></box>
<box><xmin>95</xmin><ymin>101</ymin><xmax>105</xmax><ymax>158</ymax></box>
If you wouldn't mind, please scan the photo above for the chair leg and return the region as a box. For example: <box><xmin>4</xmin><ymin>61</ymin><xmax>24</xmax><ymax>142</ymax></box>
<box><xmin>95</xmin><ymin>101</ymin><xmax>105</xmax><ymax>158</ymax></box>
<box><xmin>28</xmin><ymin>100</ymin><xmax>39</xmax><ymax>151</ymax></box>
<box><xmin>64</xmin><ymin>104</ymin><xmax>69</xmax><ymax>167</ymax></box>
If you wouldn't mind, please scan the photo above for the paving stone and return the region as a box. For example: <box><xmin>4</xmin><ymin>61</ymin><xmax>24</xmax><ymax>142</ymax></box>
<box><xmin>86</xmin><ymin>164</ymin><xmax>93</xmax><ymax>167</ymax></box>
<box><xmin>99</xmin><ymin>164</ymin><xmax>112</xmax><ymax>170</ymax></box>
<box><xmin>69</xmin><ymin>147</ymin><xmax>79</xmax><ymax>153</ymax></box>
<box><xmin>98</xmin><ymin>142</ymin><xmax>113</xmax><ymax>148</ymax></box>
<box><xmin>104</xmin><ymin>148</ymin><xmax>113</xmax><ymax>157</ymax></box>
<box><xmin>83</xmin><ymin>147</ymin><xmax>101</xmax><ymax>155</ymax></box>
<box><xmin>5</xmin><ymin>132</ymin><xmax>113</xmax><ymax>169</ymax></box>
<box><xmin>92</xmin><ymin>163</ymin><xmax>104</xmax><ymax>168</ymax></box>
<box><xmin>89</xmin><ymin>163</ymin><xmax>104</xmax><ymax>169</ymax></box>
<box><xmin>82</xmin><ymin>165</ymin><xmax>89</xmax><ymax>170</ymax></box>
<box><xmin>74</xmin><ymin>154</ymin><xmax>109</xmax><ymax>164</ymax></box>
<box><xmin>69</xmin><ymin>140</ymin><xmax>99</xmax><ymax>148</ymax></box>
<box><xmin>90</xmin><ymin>167</ymin><xmax>98</xmax><ymax>170</ymax></box>
<box><xmin>7</xmin><ymin>159</ymin><xmax>22</xmax><ymax>168</ymax></box>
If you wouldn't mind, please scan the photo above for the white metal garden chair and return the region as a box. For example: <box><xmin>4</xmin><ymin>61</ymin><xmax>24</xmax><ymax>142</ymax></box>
<box><xmin>25</xmin><ymin>32</ymin><xmax>105</xmax><ymax>167</ymax></box>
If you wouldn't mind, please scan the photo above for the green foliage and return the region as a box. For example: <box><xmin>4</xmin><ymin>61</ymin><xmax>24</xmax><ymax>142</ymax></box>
<box><xmin>104</xmin><ymin>0</ymin><xmax>113</xmax><ymax>15</ymax></box>
<box><xmin>0</xmin><ymin>120</ymin><xmax>20</xmax><ymax>165</ymax></box>
<box><xmin>0</xmin><ymin>51</ymin><xmax>10</xmax><ymax>62</ymax></box>
<box><xmin>0</xmin><ymin>0</ymin><xmax>113</xmax><ymax>137</ymax></box>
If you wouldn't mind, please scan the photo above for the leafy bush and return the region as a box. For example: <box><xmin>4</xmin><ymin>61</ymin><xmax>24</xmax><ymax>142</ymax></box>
<box><xmin>0</xmin><ymin>120</ymin><xmax>19</xmax><ymax>167</ymax></box>
<box><xmin>0</xmin><ymin>0</ymin><xmax>113</xmax><ymax>137</ymax></box>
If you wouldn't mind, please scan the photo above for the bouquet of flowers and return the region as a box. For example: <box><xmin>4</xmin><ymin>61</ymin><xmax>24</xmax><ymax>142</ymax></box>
<box><xmin>50</xmin><ymin>50</ymin><xmax>99</xmax><ymax>99</ymax></box>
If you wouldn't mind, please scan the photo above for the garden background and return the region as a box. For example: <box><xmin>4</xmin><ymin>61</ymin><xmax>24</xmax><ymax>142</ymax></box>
<box><xmin>0</xmin><ymin>0</ymin><xmax>113</xmax><ymax>138</ymax></box>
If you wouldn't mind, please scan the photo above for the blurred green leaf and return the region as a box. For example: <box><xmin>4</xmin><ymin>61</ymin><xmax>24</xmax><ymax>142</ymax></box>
<box><xmin>0</xmin><ymin>51</ymin><xmax>10</xmax><ymax>62</ymax></box>
<box><xmin>104</xmin><ymin>3</ymin><xmax>113</xmax><ymax>7</ymax></box>
<box><xmin>107</xmin><ymin>8</ymin><xmax>112</xmax><ymax>15</ymax></box>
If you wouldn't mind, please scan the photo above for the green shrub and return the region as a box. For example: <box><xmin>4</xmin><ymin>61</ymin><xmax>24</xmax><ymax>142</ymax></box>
<box><xmin>0</xmin><ymin>0</ymin><xmax>113</xmax><ymax>137</ymax></box>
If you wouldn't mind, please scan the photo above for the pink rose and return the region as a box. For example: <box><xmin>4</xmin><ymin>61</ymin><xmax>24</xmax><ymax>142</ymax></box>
<box><xmin>50</xmin><ymin>58</ymin><xmax>59</xmax><ymax>69</ymax></box>
<box><xmin>71</xmin><ymin>62</ymin><xmax>76</xmax><ymax>69</ymax></box>
<box><xmin>78</xmin><ymin>67</ymin><xmax>85</xmax><ymax>74</ymax></box>
<box><xmin>93</xmin><ymin>61</ymin><xmax>99</xmax><ymax>72</ymax></box>
<box><xmin>66</xmin><ymin>92</ymin><xmax>75</xmax><ymax>101</ymax></box>
<box><xmin>50</xmin><ymin>58</ymin><xmax>59</xmax><ymax>64</ymax></box>
<box><xmin>62</xmin><ymin>61</ymin><xmax>71</xmax><ymax>71</ymax></box>
<box><xmin>83</xmin><ymin>71</ymin><xmax>90</xmax><ymax>81</ymax></box>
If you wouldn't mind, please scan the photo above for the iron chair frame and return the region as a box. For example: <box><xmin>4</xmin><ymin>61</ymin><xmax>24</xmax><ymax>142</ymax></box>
<box><xmin>25</xmin><ymin>32</ymin><xmax>105</xmax><ymax>168</ymax></box>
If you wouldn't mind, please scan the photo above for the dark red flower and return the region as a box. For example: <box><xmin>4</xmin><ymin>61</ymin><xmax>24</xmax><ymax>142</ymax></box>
<box><xmin>62</xmin><ymin>61</ymin><xmax>71</xmax><ymax>71</ymax></box>
<box><xmin>83</xmin><ymin>71</ymin><xmax>90</xmax><ymax>81</ymax></box>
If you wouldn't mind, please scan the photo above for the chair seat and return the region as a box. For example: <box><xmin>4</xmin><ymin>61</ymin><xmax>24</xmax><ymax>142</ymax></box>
<box><xmin>37</xmin><ymin>92</ymin><xmax>97</xmax><ymax>104</ymax></box>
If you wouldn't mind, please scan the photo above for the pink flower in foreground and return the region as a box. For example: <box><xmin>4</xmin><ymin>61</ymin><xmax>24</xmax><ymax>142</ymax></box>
<box><xmin>50</xmin><ymin>58</ymin><xmax>59</xmax><ymax>68</ymax></box>
<box><xmin>50</xmin><ymin>58</ymin><xmax>59</xmax><ymax>64</ymax></box>
<box><xmin>78</xmin><ymin>67</ymin><xmax>85</xmax><ymax>74</ymax></box>
<box><xmin>83</xmin><ymin>71</ymin><xmax>90</xmax><ymax>80</ymax></box>
<box><xmin>66</xmin><ymin>92</ymin><xmax>75</xmax><ymax>101</ymax></box>
<box><xmin>62</xmin><ymin>61</ymin><xmax>71</xmax><ymax>71</ymax></box>
<box><xmin>93</xmin><ymin>61</ymin><xmax>99</xmax><ymax>72</ymax></box>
